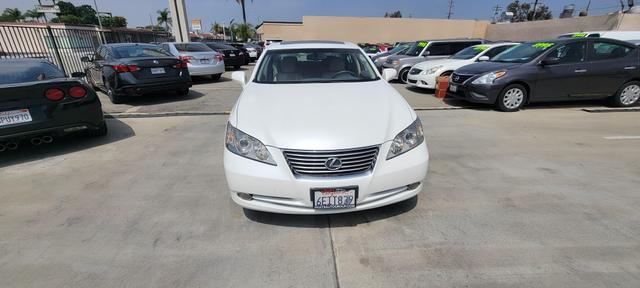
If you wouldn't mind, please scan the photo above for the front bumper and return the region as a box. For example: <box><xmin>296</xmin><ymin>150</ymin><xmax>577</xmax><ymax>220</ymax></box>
<box><xmin>407</xmin><ymin>73</ymin><xmax>436</xmax><ymax>89</ymax></box>
<box><xmin>187</xmin><ymin>61</ymin><xmax>225</xmax><ymax>76</ymax></box>
<box><xmin>447</xmin><ymin>81</ymin><xmax>503</xmax><ymax>104</ymax></box>
<box><xmin>224</xmin><ymin>141</ymin><xmax>429</xmax><ymax>214</ymax></box>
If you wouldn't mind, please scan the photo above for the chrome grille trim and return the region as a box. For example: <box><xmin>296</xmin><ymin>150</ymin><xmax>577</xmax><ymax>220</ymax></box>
<box><xmin>450</xmin><ymin>73</ymin><xmax>474</xmax><ymax>84</ymax></box>
<box><xmin>282</xmin><ymin>146</ymin><xmax>379</xmax><ymax>177</ymax></box>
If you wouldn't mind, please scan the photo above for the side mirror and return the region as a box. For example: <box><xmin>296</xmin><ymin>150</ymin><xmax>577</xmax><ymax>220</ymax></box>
<box><xmin>478</xmin><ymin>56</ymin><xmax>490</xmax><ymax>62</ymax></box>
<box><xmin>381</xmin><ymin>68</ymin><xmax>397</xmax><ymax>82</ymax></box>
<box><xmin>71</xmin><ymin>72</ymin><xmax>86</xmax><ymax>78</ymax></box>
<box><xmin>80</xmin><ymin>56</ymin><xmax>92</xmax><ymax>62</ymax></box>
<box><xmin>541</xmin><ymin>57</ymin><xmax>560</xmax><ymax>66</ymax></box>
<box><xmin>231</xmin><ymin>71</ymin><xmax>246</xmax><ymax>86</ymax></box>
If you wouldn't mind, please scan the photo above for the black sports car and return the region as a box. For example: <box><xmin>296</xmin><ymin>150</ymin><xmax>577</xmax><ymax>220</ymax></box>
<box><xmin>0</xmin><ymin>59</ymin><xmax>106</xmax><ymax>151</ymax></box>
<box><xmin>83</xmin><ymin>43</ymin><xmax>192</xmax><ymax>104</ymax></box>
<box><xmin>203</xmin><ymin>42</ymin><xmax>244</xmax><ymax>70</ymax></box>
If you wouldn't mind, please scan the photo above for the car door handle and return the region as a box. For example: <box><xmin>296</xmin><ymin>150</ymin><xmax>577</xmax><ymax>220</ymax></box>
<box><xmin>574</xmin><ymin>69</ymin><xmax>587</xmax><ymax>73</ymax></box>
<box><xmin>624</xmin><ymin>66</ymin><xmax>637</xmax><ymax>70</ymax></box>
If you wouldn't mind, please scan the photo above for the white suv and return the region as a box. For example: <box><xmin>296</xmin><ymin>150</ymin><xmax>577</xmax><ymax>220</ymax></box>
<box><xmin>407</xmin><ymin>43</ymin><xmax>518</xmax><ymax>89</ymax></box>
<box><xmin>223</xmin><ymin>40</ymin><xmax>429</xmax><ymax>214</ymax></box>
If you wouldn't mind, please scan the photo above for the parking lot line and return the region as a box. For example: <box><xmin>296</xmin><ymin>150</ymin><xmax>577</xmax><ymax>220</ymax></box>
<box><xmin>603</xmin><ymin>136</ymin><xmax>640</xmax><ymax>140</ymax></box>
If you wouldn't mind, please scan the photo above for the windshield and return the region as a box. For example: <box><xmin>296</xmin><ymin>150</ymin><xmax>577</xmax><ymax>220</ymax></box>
<box><xmin>404</xmin><ymin>41</ymin><xmax>428</xmax><ymax>56</ymax></box>
<box><xmin>254</xmin><ymin>48</ymin><xmax>379</xmax><ymax>84</ymax></box>
<box><xmin>389</xmin><ymin>43</ymin><xmax>410</xmax><ymax>55</ymax></box>
<box><xmin>491</xmin><ymin>42</ymin><xmax>555</xmax><ymax>63</ymax></box>
<box><xmin>451</xmin><ymin>45</ymin><xmax>489</xmax><ymax>60</ymax></box>
<box><xmin>0</xmin><ymin>60</ymin><xmax>65</xmax><ymax>85</ymax></box>
<box><xmin>113</xmin><ymin>45</ymin><xmax>171</xmax><ymax>58</ymax></box>
<box><xmin>174</xmin><ymin>43</ymin><xmax>213</xmax><ymax>52</ymax></box>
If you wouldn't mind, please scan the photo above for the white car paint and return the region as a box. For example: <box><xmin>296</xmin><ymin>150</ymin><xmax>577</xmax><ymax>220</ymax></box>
<box><xmin>224</xmin><ymin>41</ymin><xmax>429</xmax><ymax>214</ymax></box>
<box><xmin>407</xmin><ymin>43</ymin><xmax>518</xmax><ymax>89</ymax></box>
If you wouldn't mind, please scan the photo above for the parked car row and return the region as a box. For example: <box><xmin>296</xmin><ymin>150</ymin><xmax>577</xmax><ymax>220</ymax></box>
<box><xmin>391</xmin><ymin>32</ymin><xmax>640</xmax><ymax>111</ymax></box>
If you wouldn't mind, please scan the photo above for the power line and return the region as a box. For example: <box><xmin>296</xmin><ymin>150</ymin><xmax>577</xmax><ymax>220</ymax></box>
<box><xmin>447</xmin><ymin>0</ymin><xmax>454</xmax><ymax>19</ymax></box>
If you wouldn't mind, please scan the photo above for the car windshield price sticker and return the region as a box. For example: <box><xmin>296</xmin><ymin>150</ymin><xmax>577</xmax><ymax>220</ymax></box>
<box><xmin>571</xmin><ymin>33</ymin><xmax>588</xmax><ymax>38</ymax></box>
<box><xmin>0</xmin><ymin>109</ymin><xmax>32</xmax><ymax>127</ymax></box>
<box><xmin>417</xmin><ymin>41</ymin><xmax>428</xmax><ymax>48</ymax></box>
<box><xmin>531</xmin><ymin>42</ymin><xmax>554</xmax><ymax>50</ymax></box>
<box><xmin>473</xmin><ymin>45</ymin><xmax>490</xmax><ymax>51</ymax></box>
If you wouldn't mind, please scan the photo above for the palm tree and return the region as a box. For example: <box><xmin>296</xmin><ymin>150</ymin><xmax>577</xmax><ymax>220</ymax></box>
<box><xmin>211</xmin><ymin>22</ymin><xmax>223</xmax><ymax>34</ymax></box>
<box><xmin>234</xmin><ymin>23</ymin><xmax>255</xmax><ymax>42</ymax></box>
<box><xmin>156</xmin><ymin>8</ymin><xmax>171</xmax><ymax>33</ymax></box>
<box><xmin>24</xmin><ymin>9</ymin><xmax>44</xmax><ymax>22</ymax></box>
<box><xmin>234</xmin><ymin>0</ymin><xmax>253</xmax><ymax>24</ymax></box>
<box><xmin>0</xmin><ymin>8</ymin><xmax>24</xmax><ymax>22</ymax></box>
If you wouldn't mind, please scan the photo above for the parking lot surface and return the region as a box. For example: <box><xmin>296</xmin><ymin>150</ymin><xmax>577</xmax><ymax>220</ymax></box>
<box><xmin>2</xmin><ymin>79</ymin><xmax>640</xmax><ymax>288</ymax></box>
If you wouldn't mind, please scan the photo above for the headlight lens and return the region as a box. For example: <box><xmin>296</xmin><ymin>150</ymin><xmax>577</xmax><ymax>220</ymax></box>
<box><xmin>471</xmin><ymin>71</ymin><xmax>507</xmax><ymax>85</ymax></box>
<box><xmin>387</xmin><ymin>118</ymin><xmax>425</xmax><ymax>160</ymax></box>
<box><xmin>426</xmin><ymin>65</ymin><xmax>444</xmax><ymax>75</ymax></box>
<box><xmin>392</xmin><ymin>60</ymin><xmax>400</xmax><ymax>65</ymax></box>
<box><xmin>226</xmin><ymin>123</ymin><xmax>276</xmax><ymax>165</ymax></box>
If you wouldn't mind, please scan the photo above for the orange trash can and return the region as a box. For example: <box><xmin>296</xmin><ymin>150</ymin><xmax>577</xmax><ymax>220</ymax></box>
<box><xmin>435</xmin><ymin>76</ymin><xmax>449</xmax><ymax>99</ymax></box>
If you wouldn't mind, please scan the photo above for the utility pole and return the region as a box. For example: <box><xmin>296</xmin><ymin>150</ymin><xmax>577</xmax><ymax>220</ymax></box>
<box><xmin>492</xmin><ymin>4</ymin><xmax>501</xmax><ymax>23</ymax></box>
<box><xmin>447</xmin><ymin>0</ymin><xmax>454</xmax><ymax>19</ymax></box>
<box><xmin>93</xmin><ymin>0</ymin><xmax>106</xmax><ymax>44</ymax></box>
<box><xmin>531</xmin><ymin>0</ymin><xmax>539</xmax><ymax>21</ymax></box>
<box><xmin>620</xmin><ymin>0</ymin><xmax>625</xmax><ymax>11</ymax></box>
<box><xmin>586</xmin><ymin>0</ymin><xmax>592</xmax><ymax>14</ymax></box>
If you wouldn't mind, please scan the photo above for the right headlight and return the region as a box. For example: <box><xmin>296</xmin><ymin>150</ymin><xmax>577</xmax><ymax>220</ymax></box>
<box><xmin>425</xmin><ymin>65</ymin><xmax>444</xmax><ymax>75</ymax></box>
<box><xmin>387</xmin><ymin>118</ymin><xmax>424</xmax><ymax>160</ymax></box>
<box><xmin>226</xmin><ymin>123</ymin><xmax>276</xmax><ymax>166</ymax></box>
<box><xmin>471</xmin><ymin>71</ymin><xmax>506</xmax><ymax>85</ymax></box>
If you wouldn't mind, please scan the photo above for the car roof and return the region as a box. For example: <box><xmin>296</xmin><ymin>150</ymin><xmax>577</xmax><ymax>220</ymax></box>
<box><xmin>267</xmin><ymin>40</ymin><xmax>360</xmax><ymax>50</ymax></box>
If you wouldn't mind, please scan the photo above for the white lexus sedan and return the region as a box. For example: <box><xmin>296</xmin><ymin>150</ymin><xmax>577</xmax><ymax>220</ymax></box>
<box><xmin>224</xmin><ymin>41</ymin><xmax>429</xmax><ymax>214</ymax></box>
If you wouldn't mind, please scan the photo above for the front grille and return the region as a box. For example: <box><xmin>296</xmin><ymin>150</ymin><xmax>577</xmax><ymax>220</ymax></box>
<box><xmin>283</xmin><ymin>146</ymin><xmax>379</xmax><ymax>177</ymax></box>
<box><xmin>409</xmin><ymin>68</ymin><xmax>422</xmax><ymax>75</ymax></box>
<box><xmin>450</xmin><ymin>73</ymin><xmax>473</xmax><ymax>84</ymax></box>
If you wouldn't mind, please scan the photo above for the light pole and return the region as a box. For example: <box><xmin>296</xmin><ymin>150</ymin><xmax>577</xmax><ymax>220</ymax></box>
<box><xmin>229</xmin><ymin>18</ymin><xmax>235</xmax><ymax>42</ymax></box>
<box><xmin>93</xmin><ymin>0</ymin><xmax>106</xmax><ymax>44</ymax></box>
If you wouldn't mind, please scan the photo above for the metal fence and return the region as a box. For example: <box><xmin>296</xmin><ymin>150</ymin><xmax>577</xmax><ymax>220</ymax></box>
<box><xmin>0</xmin><ymin>24</ymin><xmax>170</xmax><ymax>76</ymax></box>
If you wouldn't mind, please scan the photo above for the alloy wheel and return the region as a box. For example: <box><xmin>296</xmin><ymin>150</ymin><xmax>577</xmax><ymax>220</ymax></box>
<box><xmin>620</xmin><ymin>84</ymin><xmax>640</xmax><ymax>106</ymax></box>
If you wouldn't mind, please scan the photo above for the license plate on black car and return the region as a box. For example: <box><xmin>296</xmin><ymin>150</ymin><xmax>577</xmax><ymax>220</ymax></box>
<box><xmin>0</xmin><ymin>109</ymin><xmax>32</xmax><ymax>127</ymax></box>
<box><xmin>312</xmin><ymin>187</ymin><xmax>357</xmax><ymax>209</ymax></box>
<box><xmin>150</xmin><ymin>68</ymin><xmax>165</xmax><ymax>74</ymax></box>
<box><xmin>449</xmin><ymin>84</ymin><xmax>458</xmax><ymax>92</ymax></box>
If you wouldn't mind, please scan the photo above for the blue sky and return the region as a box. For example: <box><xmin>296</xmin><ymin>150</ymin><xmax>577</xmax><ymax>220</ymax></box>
<box><xmin>2</xmin><ymin>0</ymin><xmax>628</xmax><ymax>29</ymax></box>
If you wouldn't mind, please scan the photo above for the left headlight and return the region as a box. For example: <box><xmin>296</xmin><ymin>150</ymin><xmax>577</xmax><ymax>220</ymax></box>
<box><xmin>471</xmin><ymin>71</ymin><xmax>506</xmax><ymax>85</ymax></box>
<box><xmin>425</xmin><ymin>65</ymin><xmax>444</xmax><ymax>75</ymax></box>
<box><xmin>226</xmin><ymin>123</ymin><xmax>276</xmax><ymax>166</ymax></box>
<box><xmin>387</xmin><ymin>118</ymin><xmax>425</xmax><ymax>160</ymax></box>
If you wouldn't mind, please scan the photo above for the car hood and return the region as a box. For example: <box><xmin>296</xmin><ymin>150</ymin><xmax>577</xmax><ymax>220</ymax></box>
<box><xmin>386</xmin><ymin>54</ymin><xmax>417</xmax><ymax>62</ymax></box>
<box><xmin>233</xmin><ymin>81</ymin><xmax>415</xmax><ymax>150</ymax></box>
<box><xmin>455</xmin><ymin>62</ymin><xmax>522</xmax><ymax>75</ymax></box>
<box><xmin>413</xmin><ymin>58</ymin><xmax>465</xmax><ymax>69</ymax></box>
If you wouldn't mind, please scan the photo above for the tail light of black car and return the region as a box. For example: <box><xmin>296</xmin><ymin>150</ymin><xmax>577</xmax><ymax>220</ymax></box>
<box><xmin>112</xmin><ymin>64</ymin><xmax>140</xmax><ymax>73</ymax></box>
<box><xmin>44</xmin><ymin>86</ymin><xmax>87</xmax><ymax>101</ymax></box>
<box><xmin>173</xmin><ymin>60</ymin><xmax>188</xmax><ymax>69</ymax></box>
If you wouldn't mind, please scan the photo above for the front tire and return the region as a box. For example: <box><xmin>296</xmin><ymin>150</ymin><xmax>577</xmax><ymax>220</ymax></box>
<box><xmin>496</xmin><ymin>84</ymin><xmax>527</xmax><ymax>112</ymax></box>
<box><xmin>211</xmin><ymin>74</ymin><xmax>222</xmax><ymax>81</ymax></box>
<box><xmin>176</xmin><ymin>88</ymin><xmax>190</xmax><ymax>95</ymax></box>
<box><xmin>611</xmin><ymin>81</ymin><xmax>640</xmax><ymax>107</ymax></box>
<box><xmin>399</xmin><ymin>68</ymin><xmax>410</xmax><ymax>83</ymax></box>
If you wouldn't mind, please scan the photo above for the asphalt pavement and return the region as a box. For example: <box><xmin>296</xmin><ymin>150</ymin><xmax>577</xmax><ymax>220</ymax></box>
<box><xmin>1</xmin><ymin>65</ymin><xmax>639</xmax><ymax>287</ymax></box>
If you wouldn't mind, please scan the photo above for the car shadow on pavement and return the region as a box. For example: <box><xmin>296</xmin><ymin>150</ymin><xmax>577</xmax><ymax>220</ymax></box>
<box><xmin>442</xmin><ymin>97</ymin><xmax>614</xmax><ymax>111</ymax></box>
<box><xmin>101</xmin><ymin>90</ymin><xmax>206</xmax><ymax>108</ymax></box>
<box><xmin>406</xmin><ymin>86</ymin><xmax>435</xmax><ymax>94</ymax></box>
<box><xmin>243</xmin><ymin>196</ymin><xmax>418</xmax><ymax>228</ymax></box>
<box><xmin>191</xmin><ymin>76</ymin><xmax>232</xmax><ymax>85</ymax></box>
<box><xmin>0</xmin><ymin>118</ymin><xmax>134</xmax><ymax>168</ymax></box>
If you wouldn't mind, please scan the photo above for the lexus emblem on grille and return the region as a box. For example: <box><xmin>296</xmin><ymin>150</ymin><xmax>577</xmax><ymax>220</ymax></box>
<box><xmin>452</xmin><ymin>75</ymin><xmax>460</xmax><ymax>82</ymax></box>
<box><xmin>325</xmin><ymin>157</ymin><xmax>343</xmax><ymax>170</ymax></box>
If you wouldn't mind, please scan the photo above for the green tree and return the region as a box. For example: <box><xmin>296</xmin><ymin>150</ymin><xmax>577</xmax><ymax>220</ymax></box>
<box><xmin>157</xmin><ymin>8</ymin><xmax>172</xmax><ymax>32</ymax></box>
<box><xmin>232</xmin><ymin>22</ymin><xmax>255</xmax><ymax>42</ymax></box>
<box><xmin>24</xmin><ymin>9</ymin><xmax>44</xmax><ymax>22</ymax></box>
<box><xmin>506</xmin><ymin>0</ymin><xmax>552</xmax><ymax>22</ymax></box>
<box><xmin>0</xmin><ymin>8</ymin><xmax>24</xmax><ymax>22</ymax></box>
<box><xmin>50</xmin><ymin>1</ymin><xmax>102</xmax><ymax>25</ymax></box>
<box><xmin>101</xmin><ymin>16</ymin><xmax>127</xmax><ymax>28</ymax></box>
<box><xmin>384</xmin><ymin>11</ymin><xmax>403</xmax><ymax>18</ymax></box>
<box><xmin>211</xmin><ymin>22</ymin><xmax>223</xmax><ymax>34</ymax></box>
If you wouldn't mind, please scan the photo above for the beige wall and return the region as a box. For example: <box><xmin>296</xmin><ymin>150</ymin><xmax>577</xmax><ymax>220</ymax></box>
<box><xmin>258</xmin><ymin>14</ymin><xmax>640</xmax><ymax>44</ymax></box>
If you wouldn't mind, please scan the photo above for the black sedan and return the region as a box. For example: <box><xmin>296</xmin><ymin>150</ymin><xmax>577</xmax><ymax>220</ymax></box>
<box><xmin>203</xmin><ymin>42</ymin><xmax>244</xmax><ymax>70</ymax></box>
<box><xmin>227</xmin><ymin>43</ymin><xmax>252</xmax><ymax>65</ymax></box>
<box><xmin>82</xmin><ymin>43</ymin><xmax>192</xmax><ymax>104</ymax></box>
<box><xmin>0</xmin><ymin>59</ymin><xmax>106</xmax><ymax>151</ymax></box>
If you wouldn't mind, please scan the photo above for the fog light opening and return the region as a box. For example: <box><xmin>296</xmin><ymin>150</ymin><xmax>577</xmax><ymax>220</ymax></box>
<box><xmin>407</xmin><ymin>182</ymin><xmax>421</xmax><ymax>190</ymax></box>
<box><xmin>237</xmin><ymin>193</ymin><xmax>253</xmax><ymax>201</ymax></box>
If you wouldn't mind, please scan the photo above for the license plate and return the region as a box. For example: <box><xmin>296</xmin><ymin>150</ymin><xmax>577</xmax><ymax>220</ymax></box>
<box><xmin>312</xmin><ymin>187</ymin><xmax>357</xmax><ymax>209</ymax></box>
<box><xmin>449</xmin><ymin>84</ymin><xmax>458</xmax><ymax>92</ymax></box>
<box><xmin>150</xmin><ymin>67</ymin><xmax>165</xmax><ymax>74</ymax></box>
<box><xmin>0</xmin><ymin>109</ymin><xmax>32</xmax><ymax>127</ymax></box>
<box><xmin>200</xmin><ymin>59</ymin><xmax>209</xmax><ymax>64</ymax></box>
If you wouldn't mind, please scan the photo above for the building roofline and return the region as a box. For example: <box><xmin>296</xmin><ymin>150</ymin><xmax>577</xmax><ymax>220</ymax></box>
<box><xmin>256</xmin><ymin>21</ymin><xmax>303</xmax><ymax>30</ymax></box>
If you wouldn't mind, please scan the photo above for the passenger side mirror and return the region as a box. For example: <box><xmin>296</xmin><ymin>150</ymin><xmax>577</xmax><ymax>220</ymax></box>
<box><xmin>478</xmin><ymin>56</ymin><xmax>490</xmax><ymax>62</ymax></box>
<box><xmin>231</xmin><ymin>71</ymin><xmax>246</xmax><ymax>86</ymax></box>
<box><xmin>71</xmin><ymin>72</ymin><xmax>86</xmax><ymax>78</ymax></box>
<box><xmin>80</xmin><ymin>56</ymin><xmax>92</xmax><ymax>62</ymax></box>
<box><xmin>381</xmin><ymin>68</ymin><xmax>397</xmax><ymax>82</ymax></box>
<box><xmin>541</xmin><ymin>57</ymin><xmax>560</xmax><ymax>66</ymax></box>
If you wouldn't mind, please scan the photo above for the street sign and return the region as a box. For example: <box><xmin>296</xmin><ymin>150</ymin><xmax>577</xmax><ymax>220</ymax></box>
<box><xmin>36</xmin><ymin>5</ymin><xmax>60</xmax><ymax>14</ymax></box>
<box><xmin>191</xmin><ymin>19</ymin><xmax>202</xmax><ymax>31</ymax></box>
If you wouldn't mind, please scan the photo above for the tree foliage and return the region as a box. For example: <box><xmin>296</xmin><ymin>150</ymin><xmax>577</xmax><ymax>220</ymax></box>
<box><xmin>384</xmin><ymin>11</ymin><xmax>403</xmax><ymax>18</ymax></box>
<box><xmin>24</xmin><ymin>9</ymin><xmax>44</xmax><ymax>21</ymax></box>
<box><xmin>231</xmin><ymin>23</ymin><xmax>255</xmax><ymax>42</ymax></box>
<box><xmin>506</xmin><ymin>0</ymin><xmax>552</xmax><ymax>22</ymax></box>
<box><xmin>211</xmin><ymin>22</ymin><xmax>223</xmax><ymax>34</ymax></box>
<box><xmin>0</xmin><ymin>8</ymin><xmax>24</xmax><ymax>22</ymax></box>
<box><xmin>101</xmin><ymin>16</ymin><xmax>127</xmax><ymax>28</ymax></box>
<box><xmin>157</xmin><ymin>8</ymin><xmax>172</xmax><ymax>32</ymax></box>
<box><xmin>51</xmin><ymin>1</ymin><xmax>99</xmax><ymax>25</ymax></box>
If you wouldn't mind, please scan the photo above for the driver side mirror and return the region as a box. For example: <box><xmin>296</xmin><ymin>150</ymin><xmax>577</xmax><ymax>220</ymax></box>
<box><xmin>478</xmin><ymin>56</ymin><xmax>490</xmax><ymax>62</ymax></box>
<box><xmin>231</xmin><ymin>71</ymin><xmax>246</xmax><ymax>86</ymax></box>
<box><xmin>541</xmin><ymin>57</ymin><xmax>560</xmax><ymax>66</ymax></box>
<box><xmin>381</xmin><ymin>68</ymin><xmax>397</xmax><ymax>82</ymax></box>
